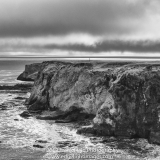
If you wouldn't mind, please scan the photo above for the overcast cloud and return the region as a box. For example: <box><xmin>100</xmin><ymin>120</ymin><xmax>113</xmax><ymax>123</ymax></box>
<box><xmin>0</xmin><ymin>0</ymin><xmax>160</xmax><ymax>57</ymax></box>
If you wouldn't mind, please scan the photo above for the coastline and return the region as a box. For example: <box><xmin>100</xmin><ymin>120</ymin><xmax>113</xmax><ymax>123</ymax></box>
<box><xmin>18</xmin><ymin>60</ymin><xmax>160</xmax><ymax>144</ymax></box>
<box><xmin>1</xmin><ymin>61</ymin><xmax>160</xmax><ymax>159</ymax></box>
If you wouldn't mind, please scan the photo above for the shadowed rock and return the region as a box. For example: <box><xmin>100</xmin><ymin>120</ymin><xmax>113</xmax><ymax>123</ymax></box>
<box><xmin>35</xmin><ymin>140</ymin><xmax>47</xmax><ymax>143</ymax></box>
<box><xmin>14</xmin><ymin>119</ymin><xmax>19</xmax><ymax>121</ymax></box>
<box><xmin>33</xmin><ymin>144</ymin><xmax>44</xmax><ymax>148</ymax></box>
<box><xmin>14</xmin><ymin>96</ymin><xmax>26</xmax><ymax>100</ymax></box>
<box><xmin>20</xmin><ymin>111</ymin><xmax>32</xmax><ymax>118</ymax></box>
<box><xmin>36</xmin><ymin>111</ymin><xmax>65</xmax><ymax>120</ymax></box>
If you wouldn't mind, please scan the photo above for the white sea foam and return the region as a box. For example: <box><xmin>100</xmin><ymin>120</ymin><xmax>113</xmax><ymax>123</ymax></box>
<box><xmin>0</xmin><ymin>70</ymin><xmax>22</xmax><ymax>85</ymax></box>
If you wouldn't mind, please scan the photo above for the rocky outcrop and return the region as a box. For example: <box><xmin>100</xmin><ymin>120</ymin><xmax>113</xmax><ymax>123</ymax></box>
<box><xmin>17</xmin><ymin>63</ymin><xmax>42</xmax><ymax>81</ymax></box>
<box><xmin>92</xmin><ymin>69</ymin><xmax>160</xmax><ymax>138</ymax></box>
<box><xmin>25</xmin><ymin>61</ymin><xmax>117</xmax><ymax>113</ymax></box>
<box><xmin>18</xmin><ymin>60</ymin><xmax>160</xmax><ymax>144</ymax></box>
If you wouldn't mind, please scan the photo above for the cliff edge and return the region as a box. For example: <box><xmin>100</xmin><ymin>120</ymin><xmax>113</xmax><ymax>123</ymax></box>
<box><xmin>18</xmin><ymin>60</ymin><xmax>160</xmax><ymax>144</ymax></box>
<box><xmin>17</xmin><ymin>63</ymin><xmax>42</xmax><ymax>81</ymax></box>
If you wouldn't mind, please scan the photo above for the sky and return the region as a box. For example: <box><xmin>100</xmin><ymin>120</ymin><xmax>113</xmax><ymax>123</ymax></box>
<box><xmin>0</xmin><ymin>0</ymin><xmax>160</xmax><ymax>57</ymax></box>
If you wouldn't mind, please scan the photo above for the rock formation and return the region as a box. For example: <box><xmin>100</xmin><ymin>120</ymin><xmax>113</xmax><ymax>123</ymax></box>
<box><xmin>18</xmin><ymin>60</ymin><xmax>160</xmax><ymax>144</ymax></box>
<box><xmin>17</xmin><ymin>63</ymin><xmax>42</xmax><ymax>81</ymax></box>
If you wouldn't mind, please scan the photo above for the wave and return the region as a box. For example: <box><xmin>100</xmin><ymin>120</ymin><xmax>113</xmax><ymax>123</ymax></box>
<box><xmin>0</xmin><ymin>70</ymin><xmax>23</xmax><ymax>85</ymax></box>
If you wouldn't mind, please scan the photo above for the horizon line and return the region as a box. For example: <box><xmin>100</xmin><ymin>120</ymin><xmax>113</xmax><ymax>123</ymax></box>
<box><xmin>1</xmin><ymin>56</ymin><xmax>160</xmax><ymax>59</ymax></box>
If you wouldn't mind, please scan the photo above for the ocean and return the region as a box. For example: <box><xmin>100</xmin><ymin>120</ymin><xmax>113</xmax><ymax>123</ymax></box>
<box><xmin>0</xmin><ymin>58</ymin><xmax>88</xmax><ymax>85</ymax></box>
<box><xmin>0</xmin><ymin>58</ymin><xmax>55</xmax><ymax>85</ymax></box>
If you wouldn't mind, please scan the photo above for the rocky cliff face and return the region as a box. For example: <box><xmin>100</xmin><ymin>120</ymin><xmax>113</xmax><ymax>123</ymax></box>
<box><xmin>18</xmin><ymin>61</ymin><xmax>160</xmax><ymax>144</ymax></box>
<box><xmin>17</xmin><ymin>63</ymin><xmax>42</xmax><ymax>81</ymax></box>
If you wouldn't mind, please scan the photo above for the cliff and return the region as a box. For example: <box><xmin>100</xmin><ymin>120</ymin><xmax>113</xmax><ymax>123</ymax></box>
<box><xmin>18</xmin><ymin>60</ymin><xmax>160</xmax><ymax>144</ymax></box>
<box><xmin>17</xmin><ymin>63</ymin><xmax>42</xmax><ymax>81</ymax></box>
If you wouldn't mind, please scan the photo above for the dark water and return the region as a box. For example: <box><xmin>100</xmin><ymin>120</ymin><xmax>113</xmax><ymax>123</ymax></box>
<box><xmin>0</xmin><ymin>59</ymin><xmax>45</xmax><ymax>85</ymax></box>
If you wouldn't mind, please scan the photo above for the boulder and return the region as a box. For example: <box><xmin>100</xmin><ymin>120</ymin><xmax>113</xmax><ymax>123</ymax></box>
<box><xmin>33</xmin><ymin>144</ymin><xmax>44</xmax><ymax>148</ymax></box>
<box><xmin>20</xmin><ymin>111</ymin><xmax>32</xmax><ymax>118</ymax></box>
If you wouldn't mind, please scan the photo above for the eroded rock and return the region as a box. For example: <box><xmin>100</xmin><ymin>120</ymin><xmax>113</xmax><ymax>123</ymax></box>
<box><xmin>18</xmin><ymin>61</ymin><xmax>160</xmax><ymax>144</ymax></box>
<box><xmin>33</xmin><ymin>144</ymin><xmax>44</xmax><ymax>148</ymax></box>
<box><xmin>17</xmin><ymin>63</ymin><xmax>41</xmax><ymax>81</ymax></box>
<box><xmin>149</xmin><ymin>131</ymin><xmax>160</xmax><ymax>145</ymax></box>
<box><xmin>20</xmin><ymin>111</ymin><xmax>32</xmax><ymax>118</ymax></box>
<box><xmin>35</xmin><ymin>140</ymin><xmax>48</xmax><ymax>143</ymax></box>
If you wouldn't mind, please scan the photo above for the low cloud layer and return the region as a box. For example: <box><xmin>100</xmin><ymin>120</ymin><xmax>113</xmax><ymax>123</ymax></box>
<box><xmin>44</xmin><ymin>40</ymin><xmax>160</xmax><ymax>53</ymax></box>
<box><xmin>1</xmin><ymin>39</ymin><xmax>160</xmax><ymax>54</ymax></box>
